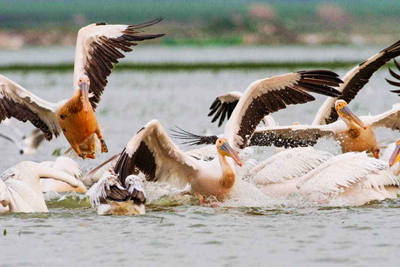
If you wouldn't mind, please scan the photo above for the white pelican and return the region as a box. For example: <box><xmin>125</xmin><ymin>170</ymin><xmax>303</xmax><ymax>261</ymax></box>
<box><xmin>0</xmin><ymin>18</ymin><xmax>164</xmax><ymax>159</ymax></box>
<box><xmin>0</xmin><ymin>160</ymin><xmax>79</xmax><ymax>213</ymax></box>
<box><xmin>246</xmin><ymin>149</ymin><xmax>399</xmax><ymax>205</ymax></box>
<box><xmin>295</xmin><ymin>152</ymin><xmax>400</xmax><ymax>206</ymax></box>
<box><xmin>40</xmin><ymin>157</ymin><xmax>87</xmax><ymax>193</ymax></box>
<box><xmin>248</xmin><ymin>147</ymin><xmax>334</xmax><ymax>198</ymax></box>
<box><xmin>178</xmin><ymin>39</ymin><xmax>400</xmax><ymax>151</ymax></box>
<box><xmin>88</xmin><ymin>70</ymin><xmax>342</xmax><ymax>202</ymax></box>
<box><xmin>382</xmin><ymin>139</ymin><xmax>400</xmax><ymax>176</ymax></box>
<box><xmin>176</xmin><ymin>99</ymin><xmax>390</xmax><ymax>157</ymax></box>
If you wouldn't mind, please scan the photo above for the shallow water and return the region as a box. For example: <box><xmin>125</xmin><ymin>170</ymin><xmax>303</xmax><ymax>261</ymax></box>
<box><xmin>1</xmin><ymin>51</ymin><xmax>400</xmax><ymax>266</ymax></box>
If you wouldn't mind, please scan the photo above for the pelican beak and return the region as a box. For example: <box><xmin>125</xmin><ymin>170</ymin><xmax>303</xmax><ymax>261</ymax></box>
<box><xmin>221</xmin><ymin>142</ymin><xmax>242</xmax><ymax>167</ymax></box>
<box><xmin>341</xmin><ymin>106</ymin><xmax>366</xmax><ymax>130</ymax></box>
<box><xmin>389</xmin><ymin>142</ymin><xmax>400</xmax><ymax>167</ymax></box>
<box><xmin>79</xmin><ymin>81</ymin><xmax>90</xmax><ymax>113</ymax></box>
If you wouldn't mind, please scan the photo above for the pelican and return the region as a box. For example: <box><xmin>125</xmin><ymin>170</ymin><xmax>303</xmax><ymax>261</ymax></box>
<box><xmin>382</xmin><ymin>139</ymin><xmax>400</xmax><ymax>176</ymax></box>
<box><xmin>0</xmin><ymin>18</ymin><xmax>164</xmax><ymax>159</ymax></box>
<box><xmin>87</xmin><ymin>70</ymin><xmax>341</xmax><ymax>202</ymax></box>
<box><xmin>246</xmin><ymin>149</ymin><xmax>400</xmax><ymax>205</ymax></box>
<box><xmin>176</xmin><ymin>40</ymin><xmax>400</xmax><ymax>152</ymax></box>
<box><xmin>87</xmin><ymin>171</ymin><xmax>146</xmax><ymax>215</ymax></box>
<box><xmin>248</xmin><ymin>147</ymin><xmax>334</xmax><ymax>198</ymax></box>
<box><xmin>0</xmin><ymin>160</ymin><xmax>79</xmax><ymax>213</ymax></box>
<box><xmin>205</xmin><ymin>40</ymin><xmax>400</xmax><ymax>128</ymax></box>
<box><xmin>0</xmin><ymin>128</ymin><xmax>45</xmax><ymax>154</ymax></box>
<box><xmin>40</xmin><ymin>157</ymin><xmax>87</xmax><ymax>193</ymax></box>
<box><xmin>295</xmin><ymin>152</ymin><xmax>400</xmax><ymax>206</ymax></box>
<box><xmin>176</xmin><ymin>99</ymin><xmax>391</xmax><ymax>157</ymax></box>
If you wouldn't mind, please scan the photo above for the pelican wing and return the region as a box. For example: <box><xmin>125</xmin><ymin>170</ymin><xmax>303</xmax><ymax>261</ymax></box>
<box><xmin>224</xmin><ymin>70</ymin><xmax>343</xmax><ymax>152</ymax></box>
<box><xmin>73</xmin><ymin>18</ymin><xmax>164</xmax><ymax>110</ymax></box>
<box><xmin>313</xmin><ymin>39</ymin><xmax>400</xmax><ymax>125</ymax></box>
<box><xmin>385</xmin><ymin>58</ymin><xmax>400</xmax><ymax>96</ymax></box>
<box><xmin>296</xmin><ymin>153</ymin><xmax>399</xmax><ymax>195</ymax></box>
<box><xmin>250</xmin><ymin>147</ymin><xmax>333</xmax><ymax>185</ymax></box>
<box><xmin>208</xmin><ymin>91</ymin><xmax>243</xmax><ymax>127</ymax></box>
<box><xmin>114</xmin><ymin>120</ymin><xmax>199</xmax><ymax>188</ymax></box>
<box><xmin>361</xmin><ymin>103</ymin><xmax>400</xmax><ymax>131</ymax></box>
<box><xmin>0</xmin><ymin>75</ymin><xmax>62</xmax><ymax>140</ymax></box>
<box><xmin>170</xmin><ymin>123</ymin><xmax>335</xmax><ymax>148</ymax></box>
<box><xmin>249</xmin><ymin>124</ymin><xmax>335</xmax><ymax>148</ymax></box>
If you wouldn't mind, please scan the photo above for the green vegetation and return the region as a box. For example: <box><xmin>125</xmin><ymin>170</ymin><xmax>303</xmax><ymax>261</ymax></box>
<box><xmin>1</xmin><ymin>0</ymin><xmax>400</xmax><ymax>47</ymax></box>
<box><xmin>0</xmin><ymin>61</ymin><xmax>395</xmax><ymax>72</ymax></box>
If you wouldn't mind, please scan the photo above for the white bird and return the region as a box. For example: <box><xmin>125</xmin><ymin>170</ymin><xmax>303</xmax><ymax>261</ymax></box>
<box><xmin>178</xmin><ymin>39</ymin><xmax>400</xmax><ymax>151</ymax></box>
<box><xmin>295</xmin><ymin>152</ymin><xmax>400</xmax><ymax>206</ymax></box>
<box><xmin>248</xmin><ymin>147</ymin><xmax>334</xmax><ymax>198</ymax></box>
<box><xmin>88</xmin><ymin>70</ymin><xmax>341</xmax><ymax>203</ymax></box>
<box><xmin>381</xmin><ymin>139</ymin><xmax>400</xmax><ymax>176</ymax></box>
<box><xmin>0</xmin><ymin>160</ymin><xmax>79</xmax><ymax>213</ymax></box>
<box><xmin>87</xmin><ymin>171</ymin><xmax>146</xmax><ymax>215</ymax></box>
<box><xmin>0</xmin><ymin>18</ymin><xmax>164</xmax><ymax>159</ymax></box>
<box><xmin>0</xmin><ymin>128</ymin><xmax>45</xmax><ymax>154</ymax></box>
<box><xmin>40</xmin><ymin>157</ymin><xmax>87</xmax><ymax>193</ymax></box>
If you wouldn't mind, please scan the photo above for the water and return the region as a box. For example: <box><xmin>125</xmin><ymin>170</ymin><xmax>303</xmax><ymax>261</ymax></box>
<box><xmin>0</xmin><ymin>45</ymin><xmax>391</xmax><ymax>65</ymax></box>
<box><xmin>1</xmin><ymin>47</ymin><xmax>400</xmax><ymax>266</ymax></box>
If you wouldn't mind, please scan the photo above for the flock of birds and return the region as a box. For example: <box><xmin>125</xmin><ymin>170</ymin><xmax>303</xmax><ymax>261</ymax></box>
<box><xmin>1</xmin><ymin>18</ymin><xmax>400</xmax><ymax>215</ymax></box>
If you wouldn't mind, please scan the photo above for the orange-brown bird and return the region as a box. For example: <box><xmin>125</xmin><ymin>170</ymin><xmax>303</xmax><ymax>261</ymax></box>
<box><xmin>0</xmin><ymin>18</ymin><xmax>164</xmax><ymax>159</ymax></box>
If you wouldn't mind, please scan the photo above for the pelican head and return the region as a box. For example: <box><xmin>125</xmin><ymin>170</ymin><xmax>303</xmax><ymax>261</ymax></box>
<box><xmin>78</xmin><ymin>75</ymin><xmax>91</xmax><ymax>113</ymax></box>
<box><xmin>0</xmin><ymin>181</ymin><xmax>10</xmax><ymax>208</ymax></box>
<box><xmin>335</xmin><ymin>100</ymin><xmax>366</xmax><ymax>130</ymax></box>
<box><xmin>389</xmin><ymin>140</ymin><xmax>400</xmax><ymax>167</ymax></box>
<box><xmin>216</xmin><ymin>138</ymin><xmax>242</xmax><ymax>167</ymax></box>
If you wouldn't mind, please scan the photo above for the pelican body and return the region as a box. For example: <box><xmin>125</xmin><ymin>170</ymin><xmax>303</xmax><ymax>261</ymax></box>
<box><xmin>0</xmin><ymin>161</ymin><xmax>79</xmax><ymax>213</ymax></box>
<box><xmin>57</xmin><ymin>76</ymin><xmax>105</xmax><ymax>158</ymax></box>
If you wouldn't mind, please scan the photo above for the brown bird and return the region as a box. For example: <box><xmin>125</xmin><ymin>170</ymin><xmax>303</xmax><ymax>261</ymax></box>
<box><xmin>0</xmin><ymin>18</ymin><xmax>164</xmax><ymax>159</ymax></box>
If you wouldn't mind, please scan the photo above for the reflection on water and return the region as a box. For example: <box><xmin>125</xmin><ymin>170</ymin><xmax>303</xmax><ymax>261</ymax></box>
<box><xmin>0</xmin><ymin>65</ymin><xmax>399</xmax><ymax>266</ymax></box>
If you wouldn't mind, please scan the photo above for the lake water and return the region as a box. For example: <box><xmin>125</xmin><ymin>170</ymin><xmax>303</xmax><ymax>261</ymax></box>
<box><xmin>0</xmin><ymin>46</ymin><xmax>400</xmax><ymax>266</ymax></box>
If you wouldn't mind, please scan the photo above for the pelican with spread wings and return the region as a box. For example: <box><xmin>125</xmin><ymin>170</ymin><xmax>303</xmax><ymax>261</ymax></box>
<box><xmin>175</xmin><ymin>40</ymin><xmax>400</xmax><ymax>156</ymax></box>
<box><xmin>87</xmin><ymin>70</ymin><xmax>342</xmax><ymax>204</ymax></box>
<box><xmin>0</xmin><ymin>18</ymin><xmax>164</xmax><ymax>159</ymax></box>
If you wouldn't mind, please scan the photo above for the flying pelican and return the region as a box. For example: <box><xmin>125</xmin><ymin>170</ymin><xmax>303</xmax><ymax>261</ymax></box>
<box><xmin>176</xmin><ymin>40</ymin><xmax>400</xmax><ymax>151</ymax></box>
<box><xmin>0</xmin><ymin>19</ymin><xmax>164</xmax><ymax>159</ymax></box>
<box><xmin>176</xmin><ymin>99</ymin><xmax>392</xmax><ymax>158</ymax></box>
<box><xmin>0</xmin><ymin>160</ymin><xmax>79</xmax><ymax>213</ymax></box>
<box><xmin>40</xmin><ymin>157</ymin><xmax>87</xmax><ymax>193</ymax></box>
<box><xmin>88</xmin><ymin>70</ymin><xmax>342</xmax><ymax>202</ymax></box>
<box><xmin>206</xmin><ymin>39</ymin><xmax>400</xmax><ymax>128</ymax></box>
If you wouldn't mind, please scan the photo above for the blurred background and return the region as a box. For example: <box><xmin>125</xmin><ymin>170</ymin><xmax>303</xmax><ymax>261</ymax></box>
<box><xmin>1</xmin><ymin>0</ymin><xmax>400</xmax><ymax>49</ymax></box>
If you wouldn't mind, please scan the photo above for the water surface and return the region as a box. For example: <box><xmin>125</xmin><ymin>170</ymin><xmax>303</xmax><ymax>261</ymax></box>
<box><xmin>0</xmin><ymin>54</ymin><xmax>399</xmax><ymax>266</ymax></box>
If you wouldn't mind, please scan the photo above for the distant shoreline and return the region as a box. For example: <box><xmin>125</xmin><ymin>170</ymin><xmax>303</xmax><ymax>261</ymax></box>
<box><xmin>0</xmin><ymin>61</ymin><xmax>392</xmax><ymax>72</ymax></box>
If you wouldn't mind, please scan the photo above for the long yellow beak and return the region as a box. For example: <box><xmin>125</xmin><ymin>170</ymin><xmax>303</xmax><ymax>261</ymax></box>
<box><xmin>341</xmin><ymin>106</ymin><xmax>366</xmax><ymax>130</ymax></box>
<box><xmin>221</xmin><ymin>142</ymin><xmax>242</xmax><ymax>167</ymax></box>
<box><xmin>389</xmin><ymin>143</ymin><xmax>400</xmax><ymax>167</ymax></box>
<box><xmin>80</xmin><ymin>82</ymin><xmax>90</xmax><ymax>113</ymax></box>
